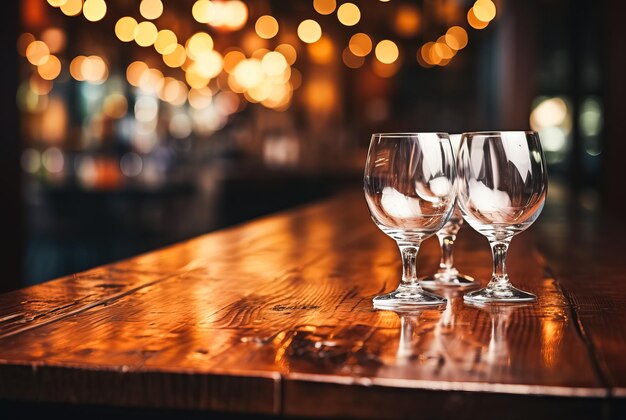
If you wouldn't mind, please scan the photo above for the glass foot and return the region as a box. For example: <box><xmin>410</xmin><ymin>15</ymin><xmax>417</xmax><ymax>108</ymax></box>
<box><xmin>419</xmin><ymin>273</ymin><xmax>477</xmax><ymax>289</ymax></box>
<box><xmin>373</xmin><ymin>285</ymin><xmax>446</xmax><ymax>310</ymax></box>
<box><xmin>463</xmin><ymin>283</ymin><xmax>536</xmax><ymax>304</ymax></box>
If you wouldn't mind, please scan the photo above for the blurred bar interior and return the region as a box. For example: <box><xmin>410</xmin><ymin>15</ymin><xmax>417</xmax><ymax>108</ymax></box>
<box><xmin>2</xmin><ymin>0</ymin><xmax>624</xmax><ymax>291</ymax></box>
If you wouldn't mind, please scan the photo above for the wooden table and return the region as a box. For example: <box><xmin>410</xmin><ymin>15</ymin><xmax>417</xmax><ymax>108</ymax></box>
<box><xmin>0</xmin><ymin>189</ymin><xmax>624</xmax><ymax>419</ymax></box>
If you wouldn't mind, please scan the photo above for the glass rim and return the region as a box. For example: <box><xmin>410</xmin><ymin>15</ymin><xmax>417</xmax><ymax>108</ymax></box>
<box><xmin>371</xmin><ymin>132</ymin><xmax>449</xmax><ymax>137</ymax></box>
<box><xmin>462</xmin><ymin>130</ymin><xmax>538</xmax><ymax>136</ymax></box>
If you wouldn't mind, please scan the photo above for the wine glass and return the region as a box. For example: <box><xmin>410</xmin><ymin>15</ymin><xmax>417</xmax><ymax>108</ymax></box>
<box><xmin>420</xmin><ymin>134</ymin><xmax>476</xmax><ymax>289</ymax></box>
<box><xmin>456</xmin><ymin>131</ymin><xmax>548</xmax><ymax>303</ymax></box>
<box><xmin>364</xmin><ymin>133</ymin><xmax>456</xmax><ymax>309</ymax></box>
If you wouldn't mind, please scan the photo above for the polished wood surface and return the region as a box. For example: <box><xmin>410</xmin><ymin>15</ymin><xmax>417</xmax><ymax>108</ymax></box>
<box><xmin>0</xmin><ymin>189</ymin><xmax>623</xmax><ymax>418</ymax></box>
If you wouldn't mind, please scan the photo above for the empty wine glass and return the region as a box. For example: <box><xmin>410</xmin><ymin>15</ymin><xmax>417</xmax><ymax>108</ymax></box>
<box><xmin>420</xmin><ymin>134</ymin><xmax>476</xmax><ymax>289</ymax></box>
<box><xmin>456</xmin><ymin>131</ymin><xmax>548</xmax><ymax>303</ymax></box>
<box><xmin>364</xmin><ymin>133</ymin><xmax>456</xmax><ymax>309</ymax></box>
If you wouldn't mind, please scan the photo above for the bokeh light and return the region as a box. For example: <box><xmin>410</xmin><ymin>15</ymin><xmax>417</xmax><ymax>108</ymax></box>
<box><xmin>374</xmin><ymin>40</ymin><xmax>399</xmax><ymax>64</ymax></box>
<box><xmin>134</xmin><ymin>21</ymin><xmax>159</xmax><ymax>47</ymax></box>
<box><xmin>314</xmin><ymin>0</ymin><xmax>336</xmax><ymax>15</ymax></box>
<box><xmin>297</xmin><ymin>20</ymin><xmax>322</xmax><ymax>44</ymax></box>
<box><xmin>140</xmin><ymin>0</ymin><xmax>163</xmax><ymax>20</ymax></box>
<box><xmin>337</xmin><ymin>3</ymin><xmax>360</xmax><ymax>26</ymax></box>
<box><xmin>255</xmin><ymin>15</ymin><xmax>279</xmax><ymax>39</ymax></box>
<box><xmin>348</xmin><ymin>33</ymin><xmax>372</xmax><ymax>57</ymax></box>
<box><xmin>83</xmin><ymin>0</ymin><xmax>107</xmax><ymax>22</ymax></box>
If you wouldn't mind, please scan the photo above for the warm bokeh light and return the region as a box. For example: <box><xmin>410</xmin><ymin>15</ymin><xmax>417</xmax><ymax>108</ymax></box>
<box><xmin>163</xmin><ymin>44</ymin><xmax>186</xmax><ymax>67</ymax></box>
<box><xmin>337</xmin><ymin>3</ymin><xmax>360</xmax><ymax>26</ymax></box>
<box><xmin>255</xmin><ymin>15</ymin><xmax>279</xmax><ymax>39</ymax></box>
<box><xmin>188</xmin><ymin>87</ymin><xmax>213</xmax><ymax>109</ymax></box>
<box><xmin>297</xmin><ymin>20</ymin><xmax>322</xmax><ymax>44</ymax></box>
<box><xmin>70</xmin><ymin>55</ymin><xmax>86</xmax><ymax>81</ymax></box>
<box><xmin>207</xmin><ymin>1</ymin><xmax>248</xmax><ymax>31</ymax></box>
<box><xmin>223</xmin><ymin>49</ymin><xmax>246</xmax><ymax>73</ymax></box>
<box><xmin>348</xmin><ymin>33</ymin><xmax>372</xmax><ymax>57</ymax></box>
<box><xmin>192</xmin><ymin>0</ymin><xmax>212</xmax><ymax>23</ymax></box>
<box><xmin>155</xmin><ymin>30</ymin><xmax>178</xmax><ymax>55</ymax></box>
<box><xmin>41</xmin><ymin>28</ymin><xmax>66</xmax><ymax>53</ymax></box>
<box><xmin>374</xmin><ymin>40</ymin><xmax>399</xmax><ymax>64</ymax></box>
<box><xmin>60</xmin><ymin>0</ymin><xmax>82</xmax><ymax>16</ymax></box>
<box><xmin>193</xmin><ymin>50</ymin><xmax>224</xmax><ymax>78</ymax></box>
<box><xmin>139</xmin><ymin>68</ymin><xmax>164</xmax><ymax>93</ymax></box>
<box><xmin>314</xmin><ymin>0</ymin><xmax>336</xmax><ymax>15</ymax></box>
<box><xmin>81</xmin><ymin>55</ymin><xmax>108</xmax><ymax>83</ymax></box>
<box><xmin>276</xmin><ymin>44</ymin><xmax>297</xmax><ymax>65</ymax></box>
<box><xmin>394</xmin><ymin>5</ymin><xmax>421</xmax><ymax>37</ymax></box>
<box><xmin>473</xmin><ymin>0</ymin><xmax>496</xmax><ymax>22</ymax></box>
<box><xmin>342</xmin><ymin>47</ymin><xmax>364</xmax><ymax>69</ymax></box>
<box><xmin>261</xmin><ymin>51</ymin><xmax>288</xmax><ymax>76</ymax></box>
<box><xmin>115</xmin><ymin>17</ymin><xmax>138</xmax><ymax>42</ymax></box>
<box><xmin>468</xmin><ymin>8</ymin><xmax>489</xmax><ymax>29</ymax></box>
<box><xmin>26</xmin><ymin>41</ymin><xmax>50</xmax><ymax>66</ymax></box>
<box><xmin>445</xmin><ymin>26</ymin><xmax>468</xmax><ymax>50</ymax></box>
<box><xmin>134</xmin><ymin>21</ymin><xmax>159</xmax><ymax>47</ymax></box>
<box><xmin>186</xmin><ymin>32</ymin><xmax>214</xmax><ymax>60</ymax></box>
<box><xmin>233</xmin><ymin>58</ymin><xmax>264</xmax><ymax>89</ymax></box>
<box><xmin>30</xmin><ymin>75</ymin><xmax>54</xmax><ymax>95</ymax></box>
<box><xmin>37</xmin><ymin>55</ymin><xmax>62</xmax><ymax>80</ymax></box>
<box><xmin>434</xmin><ymin>41</ymin><xmax>455</xmax><ymax>60</ymax></box>
<box><xmin>140</xmin><ymin>0</ymin><xmax>163</xmax><ymax>20</ymax></box>
<box><xmin>82</xmin><ymin>0</ymin><xmax>107</xmax><ymax>22</ymax></box>
<box><xmin>307</xmin><ymin>36</ymin><xmax>333</xmax><ymax>64</ymax></box>
<box><xmin>126</xmin><ymin>61</ymin><xmax>149</xmax><ymax>86</ymax></box>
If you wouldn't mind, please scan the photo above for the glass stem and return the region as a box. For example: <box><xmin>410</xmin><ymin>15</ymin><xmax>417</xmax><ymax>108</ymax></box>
<box><xmin>489</xmin><ymin>239</ymin><xmax>511</xmax><ymax>287</ymax></box>
<box><xmin>438</xmin><ymin>233</ymin><xmax>455</xmax><ymax>273</ymax></box>
<box><xmin>399</xmin><ymin>243</ymin><xmax>422</xmax><ymax>289</ymax></box>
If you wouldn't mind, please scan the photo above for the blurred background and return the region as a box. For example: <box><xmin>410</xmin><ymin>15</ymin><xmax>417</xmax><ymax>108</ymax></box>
<box><xmin>1</xmin><ymin>0</ymin><xmax>624</xmax><ymax>291</ymax></box>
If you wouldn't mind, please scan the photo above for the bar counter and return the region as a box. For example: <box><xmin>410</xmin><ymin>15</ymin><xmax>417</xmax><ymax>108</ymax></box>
<box><xmin>0</xmin><ymin>189</ymin><xmax>624</xmax><ymax>419</ymax></box>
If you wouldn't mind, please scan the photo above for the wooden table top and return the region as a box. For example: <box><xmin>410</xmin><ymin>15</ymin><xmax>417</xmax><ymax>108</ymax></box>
<box><xmin>0</xmin><ymin>189</ymin><xmax>624</xmax><ymax>419</ymax></box>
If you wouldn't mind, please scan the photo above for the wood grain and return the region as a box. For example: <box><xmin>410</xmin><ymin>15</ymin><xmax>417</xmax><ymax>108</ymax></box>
<box><xmin>0</xmin><ymin>190</ymin><xmax>617</xmax><ymax>417</ymax></box>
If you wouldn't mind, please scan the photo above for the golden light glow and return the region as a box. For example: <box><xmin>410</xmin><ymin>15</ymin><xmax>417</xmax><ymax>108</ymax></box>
<box><xmin>223</xmin><ymin>50</ymin><xmax>246</xmax><ymax>73</ymax></box>
<box><xmin>207</xmin><ymin>1</ymin><xmax>248</xmax><ymax>31</ymax></box>
<box><xmin>17</xmin><ymin>33</ymin><xmax>36</xmax><ymax>57</ymax></box>
<box><xmin>337</xmin><ymin>3</ymin><xmax>360</xmax><ymax>26</ymax></box>
<box><xmin>445</xmin><ymin>26</ymin><xmax>468</xmax><ymax>50</ymax></box>
<box><xmin>134</xmin><ymin>21</ymin><xmax>159</xmax><ymax>47</ymax></box>
<box><xmin>342</xmin><ymin>47</ymin><xmax>364</xmax><ymax>69</ymax></box>
<box><xmin>290</xmin><ymin>67</ymin><xmax>302</xmax><ymax>90</ymax></box>
<box><xmin>348</xmin><ymin>33</ymin><xmax>372</xmax><ymax>57</ymax></box>
<box><xmin>126</xmin><ymin>61</ymin><xmax>149</xmax><ymax>86</ymax></box>
<box><xmin>193</xmin><ymin>50</ymin><xmax>224</xmax><ymax>78</ymax></box>
<box><xmin>416</xmin><ymin>47</ymin><xmax>432</xmax><ymax>68</ymax></box>
<box><xmin>434</xmin><ymin>41</ymin><xmax>454</xmax><ymax>60</ymax></box>
<box><xmin>185</xmin><ymin>67</ymin><xmax>211</xmax><ymax>89</ymax></box>
<box><xmin>115</xmin><ymin>17</ymin><xmax>138</xmax><ymax>42</ymax></box>
<box><xmin>255</xmin><ymin>15</ymin><xmax>279</xmax><ymax>39</ymax></box>
<box><xmin>70</xmin><ymin>56</ymin><xmax>87</xmax><ymax>81</ymax></box>
<box><xmin>41</xmin><ymin>28</ymin><xmax>66</xmax><ymax>53</ymax></box>
<box><xmin>261</xmin><ymin>51</ymin><xmax>288</xmax><ymax>76</ymax></box>
<box><xmin>304</xmin><ymin>78</ymin><xmax>336</xmax><ymax>111</ymax></box>
<box><xmin>37</xmin><ymin>55</ymin><xmax>62</xmax><ymax>80</ymax></box>
<box><xmin>26</xmin><ymin>41</ymin><xmax>50</xmax><ymax>66</ymax></box>
<box><xmin>275</xmin><ymin>44</ymin><xmax>297</xmax><ymax>65</ymax></box>
<box><xmin>83</xmin><ymin>0</ymin><xmax>107</xmax><ymax>22</ymax></box>
<box><xmin>313</xmin><ymin>0</ymin><xmax>336</xmax><ymax>15</ymax></box>
<box><xmin>139</xmin><ymin>68</ymin><xmax>164</xmax><ymax>93</ymax></box>
<box><xmin>297</xmin><ymin>20</ymin><xmax>322</xmax><ymax>44</ymax></box>
<box><xmin>163</xmin><ymin>44</ymin><xmax>186</xmax><ymax>67</ymax></box>
<box><xmin>233</xmin><ymin>59</ymin><xmax>264</xmax><ymax>89</ymax></box>
<box><xmin>140</xmin><ymin>0</ymin><xmax>163</xmax><ymax>20</ymax></box>
<box><xmin>394</xmin><ymin>5</ymin><xmax>421</xmax><ymax>37</ymax></box>
<box><xmin>60</xmin><ymin>0</ymin><xmax>82</xmax><ymax>16</ymax></box>
<box><xmin>81</xmin><ymin>55</ymin><xmax>108</xmax><ymax>83</ymax></box>
<box><xmin>186</xmin><ymin>32</ymin><xmax>214</xmax><ymax>60</ymax></box>
<box><xmin>47</xmin><ymin>0</ymin><xmax>69</xmax><ymax>6</ymax></box>
<box><xmin>468</xmin><ymin>8</ymin><xmax>489</xmax><ymax>29</ymax></box>
<box><xmin>473</xmin><ymin>0</ymin><xmax>496</xmax><ymax>22</ymax></box>
<box><xmin>372</xmin><ymin>59</ymin><xmax>400</xmax><ymax>78</ymax></box>
<box><xmin>192</xmin><ymin>0</ymin><xmax>212</xmax><ymax>23</ymax></box>
<box><xmin>155</xmin><ymin>29</ymin><xmax>178</xmax><ymax>54</ymax></box>
<box><xmin>374</xmin><ymin>40</ymin><xmax>399</xmax><ymax>64</ymax></box>
<box><xmin>161</xmin><ymin>78</ymin><xmax>188</xmax><ymax>105</ymax></box>
<box><xmin>103</xmin><ymin>93</ymin><xmax>128</xmax><ymax>119</ymax></box>
<box><xmin>188</xmin><ymin>87</ymin><xmax>213</xmax><ymax>109</ymax></box>
<box><xmin>307</xmin><ymin>36</ymin><xmax>334</xmax><ymax>64</ymax></box>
